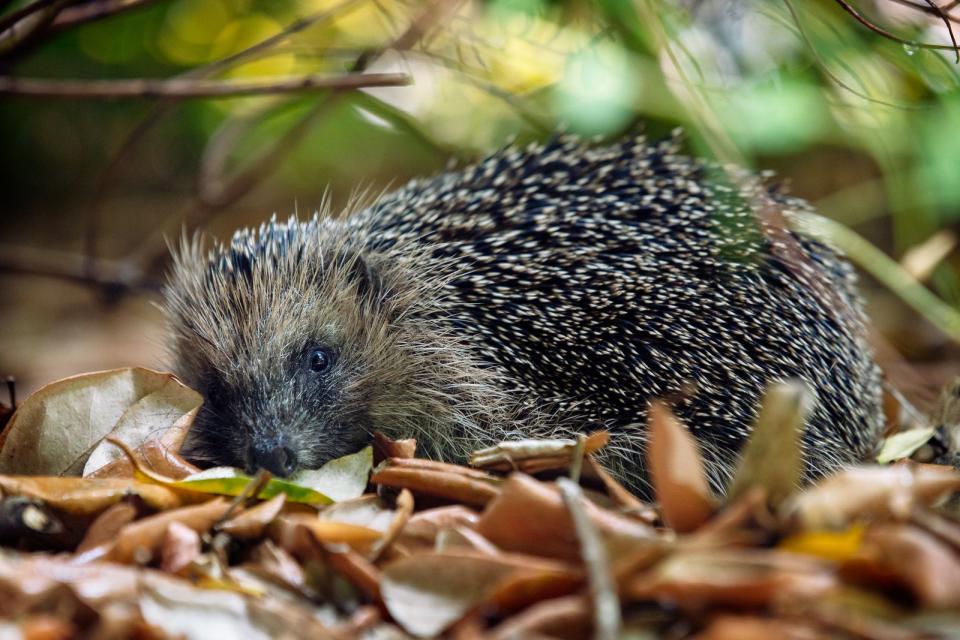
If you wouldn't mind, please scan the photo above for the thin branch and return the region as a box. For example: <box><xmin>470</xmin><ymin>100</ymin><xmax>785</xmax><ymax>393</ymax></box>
<box><xmin>81</xmin><ymin>0</ymin><xmax>365</xmax><ymax>272</ymax></box>
<box><xmin>833</xmin><ymin>0</ymin><xmax>960</xmax><ymax>54</ymax></box>
<box><xmin>0</xmin><ymin>0</ymin><xmax>60</xmax><ymax>35</ymax></box>
<box><xmin>920</xmin><ymin>0</ymin><xmax>959</xmax><ymax>61</ymax></box>
<box><xmin>51</xmin><ymin>0</ymin><xmax>158</xmax><ymax>30</ymax></box>
<box><xmin>0</xmin><ymin>0</ymin><xmax>70</xmax><ymax>55</ymax></box>
<box><xmin>131</xmin><ymin>0</ymin><xmax>460</xmax><ymax>274</ymax></box>
<box><xmin>0</xmin><ymin>244</ymin><xmax>158</xmax><ymax>293</ymax></box>
<box><xmin>557</xmin><ymin>478</ymin><xmax>621</xmax><ymax>640</ymax></box>
<box><xmin>781</xmin><ymin>0</ymin><xmax>922</xmax><ymax>111</ymax></box>
<box><xmin>0</xmin><ymin>71</ymin><xmax>411</xmax><ymax>99</ymax></box>
<box><xmin>889</xmin><ymin>0</ymin><xmax>960</xmax><ymax>24</ymax></box>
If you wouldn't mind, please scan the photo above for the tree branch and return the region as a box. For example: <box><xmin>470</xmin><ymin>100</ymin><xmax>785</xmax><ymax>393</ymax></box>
<box><xmin>833</xmin><ymin>0</ymin><xmax>960</xmax><ymax>56</ymax></box>
<box><xmin>0</xmin><ymin>71</ymin><xmax>411</xmax><ymax>99</ymax></box>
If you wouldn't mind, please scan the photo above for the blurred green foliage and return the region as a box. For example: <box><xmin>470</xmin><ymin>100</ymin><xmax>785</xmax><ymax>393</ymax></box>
<box><xmin>2</xmin><ymin>0</ymin><xmax>960</xmax><ymax>324</ymax></box>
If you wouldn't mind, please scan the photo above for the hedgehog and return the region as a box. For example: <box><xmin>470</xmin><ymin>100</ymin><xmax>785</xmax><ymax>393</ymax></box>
<box><xmin>163</xmin><ymin>135</ymin><xmax>884</xmax><ymax>496</ymax></box>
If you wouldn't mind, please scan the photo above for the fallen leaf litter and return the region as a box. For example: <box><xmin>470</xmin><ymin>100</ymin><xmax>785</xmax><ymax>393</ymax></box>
<box><xmin>0</xmin><ymin>368</ymin><xmax>957</xmax><ymax>638</ymax></box>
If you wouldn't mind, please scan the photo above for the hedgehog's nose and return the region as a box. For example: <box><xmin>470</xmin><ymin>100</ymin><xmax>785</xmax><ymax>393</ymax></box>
<box><xmin>249</xmin><ymin>443</ymin><xmax>298</xmax><ymax>477</ymax></box>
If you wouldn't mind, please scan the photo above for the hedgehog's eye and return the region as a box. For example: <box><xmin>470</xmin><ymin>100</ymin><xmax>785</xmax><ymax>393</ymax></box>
<box><xmin>308</xmin><ymin>347</ymin><xmax>335</xmax><ymax>374</ymax></box>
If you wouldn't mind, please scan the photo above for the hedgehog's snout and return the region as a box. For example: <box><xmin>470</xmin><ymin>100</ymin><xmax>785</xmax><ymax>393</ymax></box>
<box><xmin>246</xmin><ymin>438</ymin><xmax>298</xmax><ymax>477</ymax></box>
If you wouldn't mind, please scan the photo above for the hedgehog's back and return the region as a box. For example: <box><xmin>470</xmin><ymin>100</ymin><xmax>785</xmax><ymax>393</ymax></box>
<box><xmin>358</xmin><ymin>135</ymin><xmax>883</xmax><ymax>492</ymax></box>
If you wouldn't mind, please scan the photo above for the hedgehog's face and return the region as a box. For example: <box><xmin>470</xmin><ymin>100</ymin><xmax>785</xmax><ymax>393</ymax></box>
<box><xmin>164</xmin><ymin>219</ymin><xmax>459</xmax><ymax>476</ymax></box>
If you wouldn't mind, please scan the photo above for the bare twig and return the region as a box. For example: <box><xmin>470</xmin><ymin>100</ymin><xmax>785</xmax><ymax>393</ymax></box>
<box><xmin>889</xmin><ymin>0</ymin><xmax>960</xmax><ymax>26</ymax></box>
<box><xmin>51</xmin><ymin>0</ymin><xmax>158</xmax><ymax>30</ymax></box>
<box><xmin>133</xmin><ymin>0</ymin><xmax>460</xmax><ymax>262</ymax></box>
<box><xmin>833</xmin><ymin>0</ymin><xmax>960</xmax><ymax>55</ymax></box>
<box><xmin>81</xmin><ymin>0</ymin><xmax>365</xmax><ymax>275</ymax></box>
<box><xmin>0</xmin><ymin>244</ymin><xmax>157</xmax><ymax>293</ymax></box>
<box><xmin>557</xmin><ymin>478</ymin><xmax>620</xmax><ymax>640</ymax></box>
<box><xmin>782</xmin><ymin>0</ymin><xmax>921</xmax><ymax>111</ymax></box>
<box><xmin>0</xmin><ymin>72</ymin><xmax>411</xmax><ymax>99</ymax></box>
<box><xmin>0</xmin><ymin>0</ymin><xmax>71</xmax><ymax>55</ymax></box>
<box><xmin>0</xmin><ymin>0</ymin><xmax>60</xmax><ymax>36</ymax></box>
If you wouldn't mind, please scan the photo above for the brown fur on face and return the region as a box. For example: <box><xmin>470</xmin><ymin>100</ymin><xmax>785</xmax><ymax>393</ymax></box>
<box><xmin>164</xmin><ymin>216</ymin><xmax>507</xmax><ymax>475</ymax></box>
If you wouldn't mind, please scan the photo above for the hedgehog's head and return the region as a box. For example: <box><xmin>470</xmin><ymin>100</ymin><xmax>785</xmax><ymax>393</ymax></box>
<box><xmin>163</xmin><ymin>215</ymin><xmax>494</xmax><ymax>476</ymax></box>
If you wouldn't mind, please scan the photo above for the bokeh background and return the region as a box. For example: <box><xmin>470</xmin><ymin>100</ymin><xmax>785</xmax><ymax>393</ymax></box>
<box><xmin>1</xmin><ymin>0</ymin><xmax>959</xmax><ymax>410</ymax></box>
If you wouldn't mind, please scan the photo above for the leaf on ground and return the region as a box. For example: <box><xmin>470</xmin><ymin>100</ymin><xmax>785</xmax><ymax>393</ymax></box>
<box><xmin>623</xmin><ymin>549</ymin><xmax>836</xmax><ymax>608</ymax></box>
<box><xmin>381</xmin><ymin>551</ymin><xmax>581</xmax><ymax>637</ymax></box>
<box><xmin>876</xmin><ymin>427</ymin><xmax>937</xmax><ymax>464</ymax></box>
<box><xmin>269</xmin><ymin>513</ymin><xmax>384</xmax><ymax>556</ymax></box>
<box><xmin>0</xmin><ymin>368</ymin><xmax>202</xmax><ymax>477</ymax></box>
<box><xmin>218</xmin><ymin>494</ymin><xmax>287</xmax><ymax>539</ymax></box>
<box><xmin>476</xmin><ymin>474</ymin><xmax>664</xmax><ymax>562</ymax></box>
<box><xmin>486</xmin><ymin>595</ymin><xmax>591</xmax><ymax>640</ymax></box>
<box><xmin>783</xmin><ymin>464</ymin><xmax>960</xmax><ymax>529</ymax></box>
<box><xmin>372</xmin><ymin>458</ymin><xmax>502</xmax><ymax>507</ymax></box>
<box><xmin>647</xmin><ymin>400</ymin><xmax>715</xmax><ymax>533</ymax></box>
<box><xmin>691</xmin><ymin>615</ymin><xmax>822</xmax><ymax>640</ymax></box>
<box><xmin>397</xmin><ymin>505</ymin><xmax>482</xmax><ymax>553</ymax></box>
<box><xmin>160</xmin><ymin>521</ymin><xmax>202</xmax><ymax>575</ymax></box>
<box><xmin>0</xmin><ymin>475</ymin><xmax>184</xmax><ymax>516</ymax></box>
<box><xmin>778</xmin><ymin>525</ymin><xmax>866</xmax><ymax>563</ymax></box>
<box><xmin>319</xmin><ymin>495</ymin><xmax>396</xmax><ymax>532</ymax></box>
<box><xmin>173</xmin><ymin>467</ymin><xmax>333</xmax><ymax>505</ymax></box>
<box><xmin>289</xmin><ymin>445</ymin><xmax>372</xmax><ymax>502</ymax></box>
<box><xmin>469</xmin><ymin>431</ymin><xmax>609</xmax><ymax>472</ymax></box>
<box><xmin>373</xmin><ymin>431</ymin><xmax>417</xmax><ymax>462</ymax></box>
<box><xmin>726</xmin><ymin>381</ymin><xmax>812</xmax><ymax>507</ymax></box>
<box><xmin>85</xmin><ymin>498</ymin><xmax>230</xmax><ymax>565</ymax></box>
<box><xmin>845</xmin><ymin>524</ymin><xmax>960</xmax><ymax>609</ymax></box>
<box><xmin>76</xmin><ymin>501</ymin><xmax>139</xmax><ymax>553</ymax></box>
<box><xmin>88</xmin><ymin>438</ymin><xmax>200</xmax><ymax>480</ymax></box>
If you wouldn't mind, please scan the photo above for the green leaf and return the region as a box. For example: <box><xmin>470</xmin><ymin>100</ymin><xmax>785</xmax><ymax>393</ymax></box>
<box><xmin>877</xmin><ymin>428</ymin><xmax>936</xmax><ymax>464</ymax></box>
<box><xmin>176</xmin><ymin>467</ymin><xmax>332</xmax><ymax>505</ymax></box>
<box><xmin>289</xmin><ymin>446</ymin><xmax>372</xmax><ymax>502</ymax></box>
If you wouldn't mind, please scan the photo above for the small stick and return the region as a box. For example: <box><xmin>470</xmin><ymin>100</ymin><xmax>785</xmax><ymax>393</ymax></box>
<box><xmin>557</xmin><ymin>478</ymin><xmax>621</xmax><ymax>640</ymax></box>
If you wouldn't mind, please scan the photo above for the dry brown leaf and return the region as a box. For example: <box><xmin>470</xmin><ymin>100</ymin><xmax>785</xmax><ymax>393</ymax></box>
<box><xmin>372</xmin><ymin>463</ymin><xmax>500</xmax><ymax>507</ymax></box>
<box><xmin>88</xmin><ymin>438</ymin><xmax>200</xmax><ymax>480</ymax></box>
<box><xmin>218</xmin><ymin>493</ymin><xmax>286</xmax><ymax>539</ymax></box>
<box><xmin>328</xmin><ymin>548</ymin><xmax>382</xmax><ymax>601</ymax></box>
<box><xmin>469</xmin><ymin>431</ymin><xmax>610</xmax><ymax>473</ymax></box>
<box><xmin>269</xmin><ymin>513</ymin><xmax>383</xmax><ymax>556</ymax></box>
<box><xmin>436</xmin><ymin>525</ymin><xmax>501</xmax><ymax>555</ymax></box>
<box><xmin>160</xmin><ymin>521</ymin><xmax>202</xmax><ymax>575</ymax></box>
<box><xmin>911</xmin><ymin>506</ymin><xmax>960</xmax><ymax>551</ymax></box>
<box><xmin>0</xmin><ymin>476</ymin><xmax>185</xmax><ymax>516</ymax></box>
<box><xmin>623</xmin><ymin>548</ymin><xmax>836</xmax><ymax>608</ymax></box>
<box><xmin>373</xmin><ymin>431</ymin><xmax>417</xmax><ymax>462</ymax></box>
<box><xmin>846</xmin><ymin>524</ymin><xmax>960</xmax><ymax>609</ymax></box>
<box><xmin>244</xmin><ymin>540</ymin><xmax>306</xmax><ymax>591</ymax></box>
<box><xmin>486</xmin><ymin>595</ymin><xmax>591</xmax><ymax>640</ymax></box>
<box><xmin>726</xmin><ymin>381</ymin><xmax>811</xmax><ymax>506</ymax></box>
<box><xmin>582</xmin><ymin>455</ymin><xmax>653</xmax><ymax>518</ymax></box>
<box><xmin>318</xmin><ymin>494</ymin><xmax>396</xmax><ymax>532</ymax></box>
<box><xmin>396</xmin><ymin>505</ymin><xmax>481</xmax><ymax>552</ymax></box>
<box><xmin>80</xmin><ymin>497</ymin><xmax>230</xmax><ymax>565</ymax></box>
<box><xmin>783</xmin><ymin>463</ymin><xmax>960</xmax><ymax>529</ymax></box>
<box><xmin>0</xmin><ymin>368</ymin><xmax>201</xmax><ymax>476</ymax></box>
<box><xmin>371</xmin><ymin>489</ymin><xmax>414</xmax><ymax>561</ymax></box>
<box><xmin>0</xmin><ymin>551</ymin><xmax>338</xmax><ymax>638</ymax></box>
<box><xmin>647</xmin><ymin>400</ymin><xmax>715</xmax><ymax>532</ymax></box>
<box><xmin>75</xmin><ymin>501</ymin><xmax>138</xmax><ymax>553</ymax></box>
<box><xmin>690</xmin><ymin>615</ymin><xmax>822</xmax><ymax>640</ymax></box>
<box><xmin>16</xmin><ymin>615</ymin><xmax>78</xmax><ymax>640</ymax></box>
<box><xmin>476</xmin><ymin>474</ymin><xmax>665</xmax><ymax>562</ymax></box>
<box><xmin>380</xmin><ymin>551</ymin><xmax>581</xmax><ymax>637</ymax></box>
<box><xmin>686</xmin><ymin>488</ymin><xmax>775</xmax><ymax>550</ymax></box>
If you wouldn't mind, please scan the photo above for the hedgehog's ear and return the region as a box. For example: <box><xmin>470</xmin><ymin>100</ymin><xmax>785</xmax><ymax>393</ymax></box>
<box><xmin>335</xmin><ymin>250</ymin><xmax>392</xmax><ymax>310</ymax></box>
